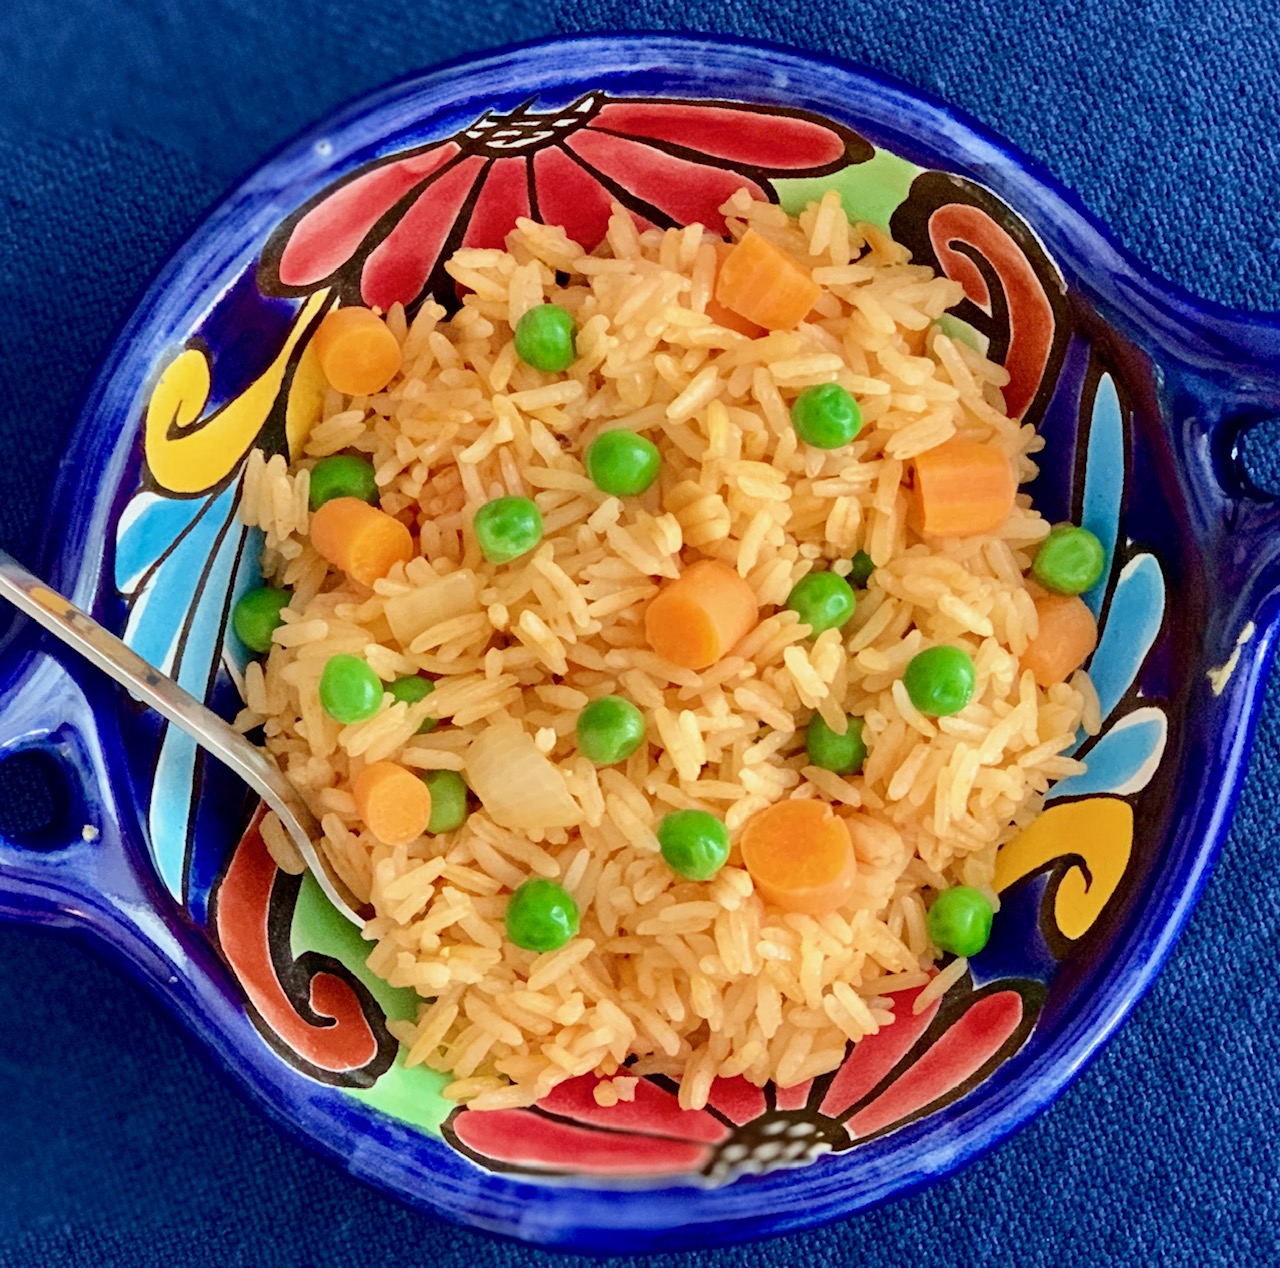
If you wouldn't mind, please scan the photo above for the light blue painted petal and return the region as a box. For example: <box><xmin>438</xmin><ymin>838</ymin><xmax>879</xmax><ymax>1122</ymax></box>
<box><xmin>115</xmin><ymin>493</ymin><xmax>215</xmax><ymax>595</ymax></box>
<box><xmin>153</xmin><ymin>516</ymin><xmax>251</xmax><ymax>897</ymax></box>
<box><xmin>123</xmin><ymin>484</ymin><xmax>239</xmax><ymax>677</ymax></box>
<box><xmin>1081</xmin><ymin>373</ymin><xmax>1123</xmax><ymax>619</ymax></box>
<box><xmin>130</xmin><ymin>482</ymin><xmax>252</xmax><ymax>901</ymax></box>
<box><xmin>149</xmin><ymin>727</ymin><xmax>200</xmax><ymax>898</ymax></box>
<box><xmin>1047</xmin><ymin>706</ymin><xmax>1167</xmax><ymax>801</ymax></box>
<box><xmin>171</xmin><ymin>503</ymin><xmax>249</xmax><ymax>702</ymax></box>
<box><xmin>1089</xmin><ymin>552</ymin><xmax>1165</xmax><ymax>720</ymax></box>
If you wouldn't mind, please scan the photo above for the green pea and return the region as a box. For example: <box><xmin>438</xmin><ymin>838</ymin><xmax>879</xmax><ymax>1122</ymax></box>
<box><xmin>806</xmin><ymin>714</ymin><xmax>868</xmax><ymax>774</ymax></box>
<box><xmin>473</xmin><ymin>495</ymin><xmax>544</xmax><ymax>565</ymax></box>
<box><xmin>308</xmin><ymin>454</ymin><xmax>378</xmax><ymax>510</ymax></box>
<box><xmin>786</xmin><ymin>571</ymin><xmax>857</xmax><ymax>635</ymax></box>
<box><xmin>926</xmin><ymin>886</ymin><xmax>994</xmax><ymax>957</ymax></box>
<box><xmin>903</xmin><ymin>646</ymin><xmax>976</xmax><ymax>717</ymax></box>
<box><xmin>790</xmin><ymin>383</ymin><xmax>863</xmax><ymax>449</ymax></box>
<box><xmin>232</xmin><ymin>586</ymin><xmax>291</xmax><ymax>654</ymax></box>
<box><xmin>505</xmin><ymin>878</ymin><xmax>580</xmax><ymax>952</ymax></box>
<box><xmin>576</xmin><ymin>695</ymin><xmax>646</xmax><ymax>765</ymax></box>
<box><xmin>658</xmin><ymin>809</ymin><xmax>731</xmax><ymax>882</ymax></box>
<box><xmin>585</xmin><ymin>430</ymin><xmax>661</xmax><ymax>497</ymax></box>
<box><xmin>318</xmin><ymin>654</ymin><xmax>384</xmax><ymax>724</ymax></box>
<box><xmin>848</xmin><ymin>550</ymin><xmax>876</xmax><ymax>588</ymax></box>
<box><xmin>388</xmin><ymin>675</ymin><xmax>437</xmax><ymax>734</ymax></box>
<box><xmin>1032</xmin><ymin>524</ymin><xmax>1105</xmax><ymax>595</ymax></box>
<box><xmin>513</xmin><ymin>303</ymin><xmax>576</xmax><ymax>373</ymax></box>
<box><xmin>423</xmin><ymin>770</ymin><xmax>469</xmax><ymax>834</ymax></box>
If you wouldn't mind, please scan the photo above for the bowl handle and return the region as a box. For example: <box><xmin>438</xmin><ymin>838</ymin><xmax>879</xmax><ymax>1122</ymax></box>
<box><xmin>0</xmin><ymin>638</ymin><xmax>142</xmax><ymax>933</ymax></box>
<box><xmin>1165</xmin><ymin>306</ymin><xmax>1280</xmax><ymax>640</ymax></box>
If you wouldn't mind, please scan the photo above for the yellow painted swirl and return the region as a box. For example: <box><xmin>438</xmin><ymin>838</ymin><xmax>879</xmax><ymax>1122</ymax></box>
<box><xmin>143</xmin><ymin>289</ymin><xmax>332</xmax><ymax>494</ymax></box>
<box><xmin>994</xmin><ymin>797</ymin><xmax>1133</xmax><ymax>941</ymax></box>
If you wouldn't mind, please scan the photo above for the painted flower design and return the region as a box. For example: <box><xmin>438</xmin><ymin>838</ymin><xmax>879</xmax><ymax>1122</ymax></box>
<box><xmin>258</xmin><ymin>95</ymin><xmax>871</xmax><ymax>312</ymax></box>
<box><xmin>888</xmin><ymin>171</ymin><xmax>1072</xmax><ymax>431</ymax></box>
<box><xmin>995</xmin><ymin>367</ymin><xmax>1168</xmax><ymax>946</ymax></box>
<box><xmin>443</xmin><ymin>978</ymin><xmax>1041</xmax><ymax>1182</ymax></box>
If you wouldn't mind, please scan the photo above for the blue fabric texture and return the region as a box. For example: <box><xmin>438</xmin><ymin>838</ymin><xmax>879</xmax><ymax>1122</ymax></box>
<box><xmin>1</xmin><ymin>2</ymin><xmax>1279</xmax><ymax>1264</ymax></box>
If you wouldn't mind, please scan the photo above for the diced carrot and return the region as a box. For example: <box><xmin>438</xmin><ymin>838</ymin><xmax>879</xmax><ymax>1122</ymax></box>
<box><xmin>351</xmin><ymin>761</ymin><xmax>432</xmax><ymax>846</ymax></box>
<box><xmin>713</xmin><ymin>229</ymin><xmax>822</xmax><ymax>332</ymax></box>
<box><xmin>644</xmin><ymin>559</ymin><xmax>759</xmax><ymax>670</ymax></box>
<box><xmin>705</xmin><ymin>242</ymin><xmax>765</xmax><ymax>337</ymax></box>
<box><xmin>910</xmin><ymin>441</ymin><xmax>1017</xmax><ymax>537</ymax></box>
<box><xmin>739</xmin><ymin>799</ymin><xmax>858</xmax><ymax>915</ymax></box>
<box><xmin>1023</xmin><ymin>594</ymin><xmax>1099</xmax><ymax>687</ymax></box>
<box><xmin>310</xmin><ymin>496</ymin><xmax>414</xmax><ymax>587</ymax></box>
<box><xmin>312</xmin><ymin>306</ymin><xmax>403</xmax><ymax>396</ymax></box>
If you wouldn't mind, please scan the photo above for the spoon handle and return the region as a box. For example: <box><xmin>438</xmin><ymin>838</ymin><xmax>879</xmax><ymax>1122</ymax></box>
<box><xmin>0</xmin><ymin>548</ymin><xmax>363</xmax><ymax>925</ymax></box>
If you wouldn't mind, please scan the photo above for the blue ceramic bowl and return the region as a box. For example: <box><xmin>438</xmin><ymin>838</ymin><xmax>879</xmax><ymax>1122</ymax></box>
<box><xmin>2</xmin><ymin>33</ymin><xmax>1279</xmax><ymax>1254</ymax></box>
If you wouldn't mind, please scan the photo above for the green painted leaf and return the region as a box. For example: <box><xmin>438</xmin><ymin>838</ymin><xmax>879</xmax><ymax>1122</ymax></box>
<box><xmin>775</xmin><ymin>148</ymin><xmax>920</xmax><ymax>231</ymax></box>
<box><xmin>934</xmin><ymin>312</ymin><xmax>985</xmax><ymax>353</ymax></box>
<box><xmin>291</xmin><ymin>874</ymin><xmax>452</xmax><ymax>1136</ymax></box>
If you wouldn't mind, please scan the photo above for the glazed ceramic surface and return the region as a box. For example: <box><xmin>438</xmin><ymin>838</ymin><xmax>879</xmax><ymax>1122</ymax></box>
<box><xmin>1</xmin><ymin>34</ymin><xmax>1279</xmax><ymax>1254</ymax></box>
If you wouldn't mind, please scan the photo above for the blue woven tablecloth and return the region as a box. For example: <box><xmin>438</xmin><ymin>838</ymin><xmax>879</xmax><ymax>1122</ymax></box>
<box><xmin>2</xmin><ymin>3</ymin><xmax>1279</xmax><ymax>1264</ymax></box>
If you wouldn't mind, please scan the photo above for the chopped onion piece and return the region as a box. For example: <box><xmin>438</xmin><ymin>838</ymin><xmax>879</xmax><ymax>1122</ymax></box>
<box><xmin>466</xmin><ymin>718</ymin><xmax>583</xmax><ymax>830</ymax></box>
<box><xmin>385</xmin><ymin>570</ymin><xmax>480</xmax><ymax>646</ymax></box>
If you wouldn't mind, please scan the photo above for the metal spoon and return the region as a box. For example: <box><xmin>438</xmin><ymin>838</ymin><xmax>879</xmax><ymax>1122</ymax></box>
<box><xmin>0</xmin><ymin>548</ymin><xmax>364</xmax><ymax>926</ymax></box>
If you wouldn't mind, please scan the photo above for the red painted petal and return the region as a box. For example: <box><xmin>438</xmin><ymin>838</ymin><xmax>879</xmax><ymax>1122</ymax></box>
<box><xmin>819</xmin><ymin>987</ymin><xmax>941</xmax><ymax>1118</ymax></box>
<box><xmin>566</xmin><ymin>131</ymin><xmax>765</xmax><ymax>236</ymax></box>
<box><xmin>309</xmin><ymin>972</ymin><xmax>362</xmax><ymax>1023</ymax></box>
<box><xmin>531</xmin><ymin>146</ymin><xmax>627</xmax><ymax>250</ymax></box>
<box><xmin>703</xmin><ymin>1076</ymin><xmax>769</xmax><ymax>1126</ymax></box>
<box><xmin>589</xmin><ymin>102</ymin><xmax>848</xmax><ymax>170</ymax></box>
<box><xmin>536</xmin><ymin>1075</ymin><xmax>730</xmax><ymax>1144</ymax></box>
<box><xmin>360</xmin><ymin>154</ymin><xmax>485</xmax><ymax>310</ymax></box>
<box><xmin>277</xmin><ymin>143</ymin><xmax>460</xmax><ymax>287</ymax></box>
<box><xmin>461</xmin><ymin>157</ymin><xmax>532</xmax><ymax>250</ymax></box>
<box><xmin>845</xmin><ymin>990</ymin><xmax>1026</xmax><ymax>1139</ymax></box>
<box><xmin>450</xmin><ymin>1108</ymin><xmax>713</xmax><ymax>1175</ymax></box>
<box><xmin>774</xmin><ymin>1080</ymin><xmax>813</xmax><ymax>1112</ymax></box>
<box><xmin>927</xmin><ymin>203</ymin><xmax>1054</xmax><ymax>418</ymax></box>
<box><xmin>215</xmin><ymin>809</ymin><xmax>379</xmax><ymax>1072</ymax></box>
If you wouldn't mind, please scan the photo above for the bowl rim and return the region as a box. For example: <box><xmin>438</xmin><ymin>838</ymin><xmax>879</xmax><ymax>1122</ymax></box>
<box><xmin>24</xmin><ymin>29</ymin><xmax>1280</xmax><ymax>1252</ymax></box>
